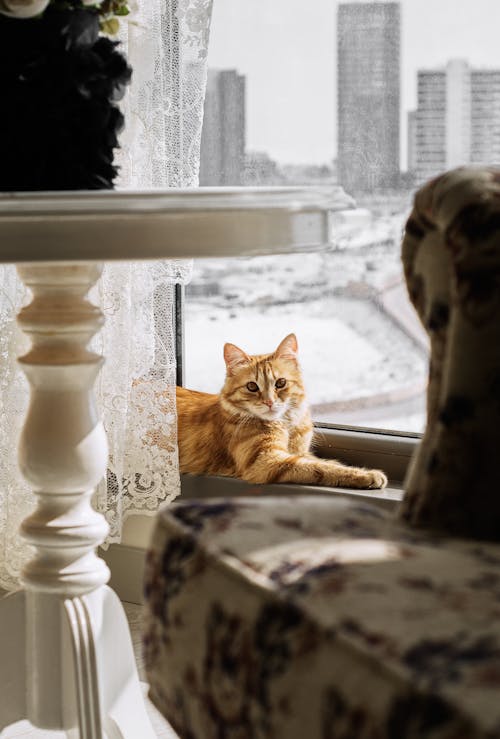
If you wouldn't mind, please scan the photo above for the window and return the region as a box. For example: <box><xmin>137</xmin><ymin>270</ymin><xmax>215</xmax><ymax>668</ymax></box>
<box><xmin>182</xmin><ymin>0</ymin><xmax>500</xmax><ymax>450</ymax></box>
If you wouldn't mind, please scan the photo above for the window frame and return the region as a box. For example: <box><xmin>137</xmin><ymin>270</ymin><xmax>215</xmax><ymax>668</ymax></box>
<box><xmin>313</xmin><ymin>423</ymin><xmax>418</xmax><ymax>485</ymax></box>
<box><xmin>174</xmin><ymin>286</ymin><xmax>420</xmax><ymax>487</ymax></box>
<box><xmin>175</xmin><ymin>283</ymin><xmax>186</xmax><ymax>387</ymax></box>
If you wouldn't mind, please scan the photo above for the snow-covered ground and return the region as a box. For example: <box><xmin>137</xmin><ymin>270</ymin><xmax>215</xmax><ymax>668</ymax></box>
<box><xmin>184</xmin><ymin>195</ymin><xmax>428</xmax><ymax>434</ymax></box>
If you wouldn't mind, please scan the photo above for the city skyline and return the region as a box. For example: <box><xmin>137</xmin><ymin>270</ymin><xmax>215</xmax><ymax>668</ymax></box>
<box><xmin>208</xmin><ymin>0</ymin><xmax>500</xmax><ymax>166</ymax></box>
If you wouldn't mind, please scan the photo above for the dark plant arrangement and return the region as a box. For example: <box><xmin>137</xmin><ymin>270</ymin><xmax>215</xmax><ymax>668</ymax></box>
<box><xmin>0</xmin><ymin>0</ymin><xmax>132</xmax><ymax>190</ymax></box>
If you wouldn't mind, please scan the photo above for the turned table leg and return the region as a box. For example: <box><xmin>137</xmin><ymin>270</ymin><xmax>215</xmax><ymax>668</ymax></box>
<box><xmin>0</xmin><ymin>263</ymin><xmax>155</xmax><ymax>738</ymax></box>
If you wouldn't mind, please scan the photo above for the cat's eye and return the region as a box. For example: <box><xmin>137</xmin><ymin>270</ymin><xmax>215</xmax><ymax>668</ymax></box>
<box><xmin>246</xmin><ymin>381</ymin><xmax>259</xmax><ymax>392</ymax></box>
<box><xmin>275</xmin><ymin>378</ymin><xmax>286</xmax><ymax>389</ymax></box>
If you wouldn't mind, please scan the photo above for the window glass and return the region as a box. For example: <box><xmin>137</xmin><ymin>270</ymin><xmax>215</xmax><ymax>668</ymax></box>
<box><xmin>186</xmin><ymin>0</ymin><xmax>500</xmax><ymax>434</ymax></box>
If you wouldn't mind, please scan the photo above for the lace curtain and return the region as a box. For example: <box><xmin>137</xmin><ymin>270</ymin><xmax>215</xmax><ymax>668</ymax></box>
<box><xmin>0</xmin><ymin>0</ymin><xmax>213</xmax><ymax>588</ymax></box>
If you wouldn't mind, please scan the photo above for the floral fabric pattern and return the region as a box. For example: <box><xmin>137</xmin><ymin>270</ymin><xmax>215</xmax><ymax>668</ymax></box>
<box><xmin>144</xmin><ymin>495</ymin><xmax>500</xmax><ymax>739</ymax></box>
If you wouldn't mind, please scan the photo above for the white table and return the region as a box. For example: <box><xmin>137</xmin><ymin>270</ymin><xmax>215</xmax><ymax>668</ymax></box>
<box><xmin>0</xmin><ymin>186</ymin><xmax>351</xmax><ymax>738</ymax></box>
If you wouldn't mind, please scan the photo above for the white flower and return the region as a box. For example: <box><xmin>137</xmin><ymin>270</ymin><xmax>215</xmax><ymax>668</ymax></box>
<box><xmin>0</xmin><ymin>0</ymin><xmax>129</xmax><ymax>35</ymax></box>
<box><xmin>0</xmin><ymin>0</ymin><xmax>50</xmax><ymax>18</ymax></box>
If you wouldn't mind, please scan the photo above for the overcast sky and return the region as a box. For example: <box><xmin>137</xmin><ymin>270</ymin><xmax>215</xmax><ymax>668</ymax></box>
<box><xmin>207</xmin><ymin>0</ymin><xmax>500</xmax><ymax>167</ymax></box>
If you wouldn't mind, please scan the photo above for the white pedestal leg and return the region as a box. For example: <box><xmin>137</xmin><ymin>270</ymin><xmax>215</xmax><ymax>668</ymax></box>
<box><xmin>0</xmin><ymin>263</ymin><xmax>155</xmax><ymax>738</ymax></box>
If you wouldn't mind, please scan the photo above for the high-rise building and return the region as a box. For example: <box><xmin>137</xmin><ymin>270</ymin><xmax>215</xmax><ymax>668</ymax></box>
<box><xmin>199</xmin><ymin>69</ymin><xmax>246</xmax><ymax>186</ymax></box>
<box><xmin>407</xmin><ymin>110</ymin><xmax>417</xmax><ymax>173</ymax></box>
<box><xmin>412</xmin><ymin>69</ymin><xmax>446</xmax><ymax>184</ymax></box>
<box><xmin>470</xmin><ymin>69</ymin><xmax>500</xmax><ymax>166</ymax></box>
<box><xmin>412</xmin><ymin>60</ymin><xmax>500</xmax><ymax>184</ymax></box>
<box><xmin>446</xmin><ymin>60</ymin><xmax>471</xmax><ymax>170</ymax></box>
<box><xmin>337</xmin><ymin>2</ymin><xmax>401</xmax><ymax>194</ymax></box>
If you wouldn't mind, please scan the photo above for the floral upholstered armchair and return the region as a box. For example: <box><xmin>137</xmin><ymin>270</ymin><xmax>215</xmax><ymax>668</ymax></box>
<box><xmin>400</xmin><ymin>167</ymin><xmax>500</xmax><ymax>541</ymax></box>
<box><xmin>143</xmin><ymin>168</ymin><xmax>500</xmax><ymax>739</ymax></box>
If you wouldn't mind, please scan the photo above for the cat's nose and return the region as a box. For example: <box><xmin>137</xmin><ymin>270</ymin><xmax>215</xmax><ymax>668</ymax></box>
<box><xmin>263</xmin><ymin>399</ymin><xmax>273</xmax><ymax>408</ymax></box>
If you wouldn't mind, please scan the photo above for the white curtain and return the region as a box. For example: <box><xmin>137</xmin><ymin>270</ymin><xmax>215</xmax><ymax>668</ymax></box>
<box><xmin>0</xmin><ymin>0</ymin><xmax>213</xmax><ymax>588</ymax></box>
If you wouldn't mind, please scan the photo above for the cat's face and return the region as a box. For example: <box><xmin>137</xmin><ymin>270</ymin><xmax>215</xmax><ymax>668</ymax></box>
<box><xmin>221</xmin><ymin>333</ymin><xmax>306</xmax><ymax>421</ymax></box>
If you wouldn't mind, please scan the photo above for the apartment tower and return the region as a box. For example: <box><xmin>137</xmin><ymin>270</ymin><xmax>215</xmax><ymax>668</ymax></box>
<box><xmin>199</xmin><ymin>69</ymin><xmax>246</xmax><ymax>186</ymax></box>
<box><xmin>412</xmin><ymin>60</ymin><xmax>500</xmax><ymax>184</ymax></box>
<box><xmin>337</xmin><ymin>2</ymin><xmax>401</xmax><ymax>193</ymax></box>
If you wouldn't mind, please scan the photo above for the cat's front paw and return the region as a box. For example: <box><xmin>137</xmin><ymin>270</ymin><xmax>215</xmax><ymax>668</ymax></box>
<box><xmin>366</xmin><ymin>469</ymin><xmax>388</xmax><ymax>489</ymax></box>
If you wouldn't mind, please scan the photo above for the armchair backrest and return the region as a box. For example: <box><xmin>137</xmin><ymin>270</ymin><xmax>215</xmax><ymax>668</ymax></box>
<box><xmin>400</xmin><ymin>167</ymin><xmax>500</xmax><ymax>540</ymax></box>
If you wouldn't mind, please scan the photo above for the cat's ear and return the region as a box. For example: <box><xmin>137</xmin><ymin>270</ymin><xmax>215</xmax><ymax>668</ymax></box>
<box><xmin>224</xmin><ymin>343</ymin><xmax>251</xmax><ymax>374</ymax></box>
<box><xmin>274</xmin><ymin>333</ymin><xmax>298</xmax><ymax>362</ymax></box>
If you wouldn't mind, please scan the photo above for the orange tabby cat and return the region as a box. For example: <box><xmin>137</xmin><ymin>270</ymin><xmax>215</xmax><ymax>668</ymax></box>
<box><xmin>176</xmin><ymin>334</ymin><xmax>387</xmax><ymax>489</ymax></box>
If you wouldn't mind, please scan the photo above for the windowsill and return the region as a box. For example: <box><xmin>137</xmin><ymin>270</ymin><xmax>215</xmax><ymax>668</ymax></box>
<box><xmin>119</xmin><ymin>474</ymin><xmax>403</xmax><ymax>550</ymax></box>
<box><xmin>180</xmin><ymin>472</ymin><xmax>403</xmax><ymax>512</ymax></box>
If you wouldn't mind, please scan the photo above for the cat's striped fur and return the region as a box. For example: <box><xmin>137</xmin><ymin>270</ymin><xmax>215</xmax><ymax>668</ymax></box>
<box><xmin>176</xmin><ymin>334</ymin><xmax>387</xmax><ymax>489</ymax></box>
